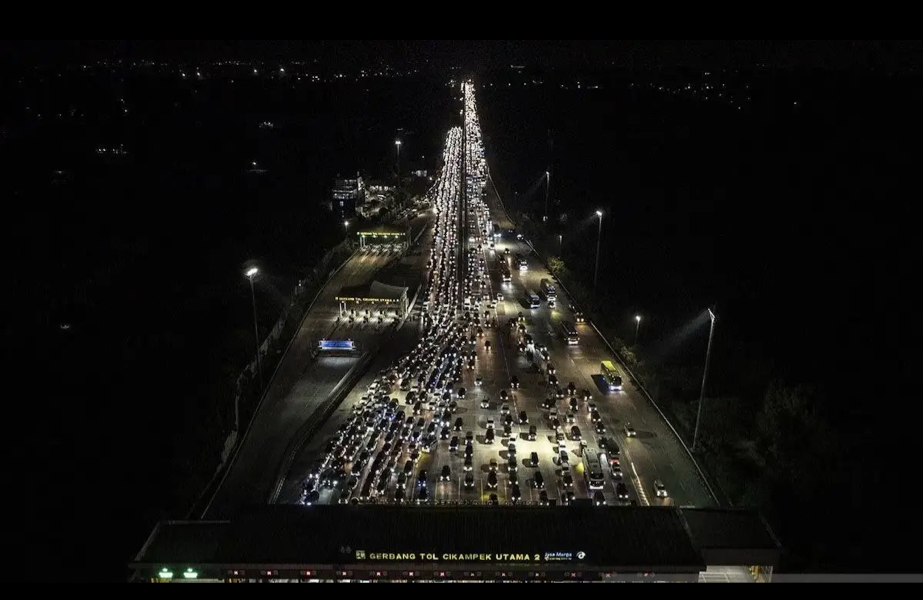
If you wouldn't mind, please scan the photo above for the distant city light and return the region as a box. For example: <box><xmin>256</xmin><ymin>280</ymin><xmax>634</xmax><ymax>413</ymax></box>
<box><xmin>596</xmin><ymin>211</ymin><xmax>603</xmax><ymax>217</ymax></box>
<box><xmin>246</xmin><ymin>268</ymin><xmax>259</xmax><ymax>278</ymax></box>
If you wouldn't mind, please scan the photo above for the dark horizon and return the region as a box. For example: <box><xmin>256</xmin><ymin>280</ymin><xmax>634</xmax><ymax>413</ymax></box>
<box><xmin>3</xmin><ymin>40</ymin><xmax>923</xmax><ymax>72</ymax></box>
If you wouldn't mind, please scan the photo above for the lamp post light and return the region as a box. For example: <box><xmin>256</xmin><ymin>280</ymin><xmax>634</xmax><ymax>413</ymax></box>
<box><xmin>395</xmin><ymin>139</ymin><xmax>402</xmax><ymax>186</ymax></box>
<box><xmin>594</xmin><ymin>211</ymin><xmax>604</xmax><ymax>290</ymax></box>
<box><xmin>245</xmin><ymin>267</ymin><xmax>264</xmax><ymax>411</ymax></box>
<box><xmin>635</xmin><ymin>315</ymin><xmax>642</xmax><ymax>346</ymax></box>
<box><xmin>693</xmin><ymin>308</ymin><xmax>718</xmax><ymax>453</ymax></box>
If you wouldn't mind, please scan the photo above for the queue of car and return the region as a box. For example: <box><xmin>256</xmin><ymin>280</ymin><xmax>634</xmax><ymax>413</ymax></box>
<box><xmin>299</xmin><ymin>84</ymin><xmax>659</xmax><ymax>509</ymax></box>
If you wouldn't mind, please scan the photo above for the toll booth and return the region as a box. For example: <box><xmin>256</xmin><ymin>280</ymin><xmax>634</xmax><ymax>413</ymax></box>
<box><xmin>357</xmin><ymin>225</ymin><xmax>410</xmax><ymax>253</ymax></box>
<box><xmin>336</xmin><ymin>281</ymin><xmax>410</xmax><ymax>323</ymax></box>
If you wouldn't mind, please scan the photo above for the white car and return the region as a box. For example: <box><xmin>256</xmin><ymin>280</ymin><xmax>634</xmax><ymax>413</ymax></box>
<box><xmin>655</xmin><ymin>480</ymin><xmax>669</xmax><ymax>499</ymax></box>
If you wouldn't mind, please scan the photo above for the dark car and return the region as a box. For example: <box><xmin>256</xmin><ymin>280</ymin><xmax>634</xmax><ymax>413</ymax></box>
<box><xmin>449</xmin><ymin>436</ymin><xmax>460</xmax><ymax>452</ymax></box>
<box><xmin>616</xmin><ymin>483</ymin><xmax>630</xmax><ymax>502</ymax></box>
<box><xmin>539</xmin><ymin>490</ymin><xmax>550</xmax><ymax>506</ymax></box>
<box><xmin>488</xmin><ymin>494</ymin><xmax>500</xmax><ymax>507</ymax></box>
<box><xmin>486</xmin><ymin>429</ymin><xmax>495</xmax><ymax>445</ymax></box>
<box><xmin>571</xmin><ymin>426</ymin><xmax>582</xmax><ymax>441</ymax></box>
<box><xmin>532</xmin><ymin>471</ymin><xmax>545</xmax><ymax>489</ymax></box>
<box><xmin>464</xmin><ymin>455</ymin><xmax>474</xmax><ymax>472</ymax></box>
<box><xmin>508</xmin><ymin>456</ymin><xmax>518</xmax><ymax>472</ymax></box>
<box><xmin>594</xmin><ymin>491</ymin><xmax>606</xmax><ymax>507</ymax></box>
<box><xmin>528</xmin><ymin>425</ymin><xmax>537</xmax><ymax>441</ymax></box>
<box><xmin>511</xmin><ymin>485</ymin><xmax>522</xmax><ymax>504</ymax></box>
<box><xmin>464</xmin><ymin>473</ymin><xmax>476</xmax><ymax>489</ymax></box>
<box><xmin>518</xmin><ymin>411</ymin><xmax>529</xmax><ymax>425</ymax></box>
<box><xmin>511</xmin><ymin>377</ymin><xmax>520</xmax><ymax>390</ymax></box>
<box><xmin>530</xmin><ymin>452</ymin><xmax>539</xmax><ymax>468</ymax></box>
<box><xmin>440</xmin><ymin>465</ymin><xmax>452</xmax><ymax>482</ymax></box>
<box><xmin>487</xmin><ymin>472</ymin><xmax>498</xmax><ymax>489</ymax></box>
<box><xmin>454</xmin><ymin>418</ymin><xmax>464</xmax><ymax>432</ymax></box>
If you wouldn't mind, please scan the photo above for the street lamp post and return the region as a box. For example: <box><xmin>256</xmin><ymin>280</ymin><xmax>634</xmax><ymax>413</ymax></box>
<box><xmin>544</xmin><ymin>170</ymin><xmax>551</xmax><ymax>223</ymax></box>
<box><xmin>559</xmin><ymin>234</ymin><xmax>563</xmax><ymax>251</ymax></box>
<box><xmin>693</xmin><ymin>309</ymin><xmax>718</xmax><ymax>453</ymax></box>
<box><xmin>594</xmin><ymin>211</ymin><xmax>603</xmax><ymax>289</ymax></box>
<box><xmin>246</xmin><ymin>267</ymin><xmax>264</xmax><ymax>410</ymax></box>
<box><xmin>395</xmin><ymin>139</ymin><xmax>402</xmax><ymax>186</ymax></box>
<box><xmin>635</xmin><ymin>315</ymin><xmax>642</xmax><ymax>345</ymax></box>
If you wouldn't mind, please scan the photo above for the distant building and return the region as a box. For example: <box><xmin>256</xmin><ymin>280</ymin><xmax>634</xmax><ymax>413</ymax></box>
<box><xmin>368</xmin><ymin>181</ymin><xmax>395</xmax><ymax>194</ymax></box>
<box><xmin>329</xmin><ymin>174</ymin><xmax>366</xmax><ymax>218</ymax></box>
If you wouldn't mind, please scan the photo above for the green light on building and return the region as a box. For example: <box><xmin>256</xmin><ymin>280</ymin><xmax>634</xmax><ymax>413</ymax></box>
<box><xmin>183</xmin><ymin>568</ymin><xmax>198</xmax><ymax>580</ymax></box>
<box><xmin>159</xmin><ymin>568</ymin><xmax>174</xmax><ymax>580</ymax></box>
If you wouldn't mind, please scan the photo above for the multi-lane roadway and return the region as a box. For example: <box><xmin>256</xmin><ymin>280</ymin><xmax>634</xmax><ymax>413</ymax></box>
<box><xmin>292</xmin><ymin>83</ymin><xmax>716</xmax><ymax>511</ymax></box>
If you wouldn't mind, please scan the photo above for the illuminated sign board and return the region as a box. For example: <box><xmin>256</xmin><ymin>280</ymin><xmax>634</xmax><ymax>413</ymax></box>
<box><xmin>319</xmin><ymin>340</ymin><xmax>356</xmax><ymax>351</ymax></box>
<box><xmin>336</xmin><ymin>297</ymin><xmax>403</xmax><ymax>304</ymax></box>
<box><xmin>355</xmin><ymin>551</ymin><xmax>585</xmax><ymax>564</ymax></box>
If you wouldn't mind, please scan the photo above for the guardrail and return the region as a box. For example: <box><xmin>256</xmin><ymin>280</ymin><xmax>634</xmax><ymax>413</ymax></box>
<box><xmin>489</xmin><ymin>171</ymin><xmax>721</xmax><ymax>507</ymax></box>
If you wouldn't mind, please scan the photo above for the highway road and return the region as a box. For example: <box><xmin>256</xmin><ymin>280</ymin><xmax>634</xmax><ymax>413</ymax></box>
<box><xmin>205</xmin><ymin>217</ymin><xmax>432</xmax><ymax>519</ymax></box>
<box><xmin>483</xmin><ymin>182</ymin><xmax>716</xmax><ymax>509</ymax></box>
<box><xmin>291</xmin><ymin>83</ymin><xmax>716</xmax><ymax>511</ymax></box>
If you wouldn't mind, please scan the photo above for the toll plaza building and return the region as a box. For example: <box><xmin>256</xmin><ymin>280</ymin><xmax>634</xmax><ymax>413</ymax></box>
<box><xmin>357</xmin><ymin>225</ymin><xmax>410</xmax><ymax>252</ymax></box>
<box><xmin>131</xmin><ymin>506</ymin><xmax>780</xmax><ymax>583</ymax></box>
<box><xmin>336</xmin><ymin>282</ymin><xmax>409</xmax><ymax>322</ymax></box>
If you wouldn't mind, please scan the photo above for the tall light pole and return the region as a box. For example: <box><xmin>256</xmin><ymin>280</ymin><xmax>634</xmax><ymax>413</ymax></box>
<box><xmin>395</xmin><ymin>139</ymin><xmax>402</xmax><ymax>186</ymax></box>
<box><xmin>559</xmin><ymin>234</ymin><xmax>563</xmax><ymax>251</ymax></box>
<box><xmin>594</xmin><ymin>211</ymin><xmax>603</xmax><ymax>290</ymax></box>
<box><xmin>544</xmin><ymin>170</ymin><xmax>551</xmax><ymax>223</ymax></box>
<box><xmin>246</xmin><ymin>267</ymin><xmax>264</xmax><ymax>401</ymax></box>
<box><xmin>635</xmin><ymin>315</ymin><xmax>642</xmax><ymax>345</ymax></box>
<box><xmin>693</xmin><ymin>308</ymin><xmax>718</xmax><ymax>453</ymax></box>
